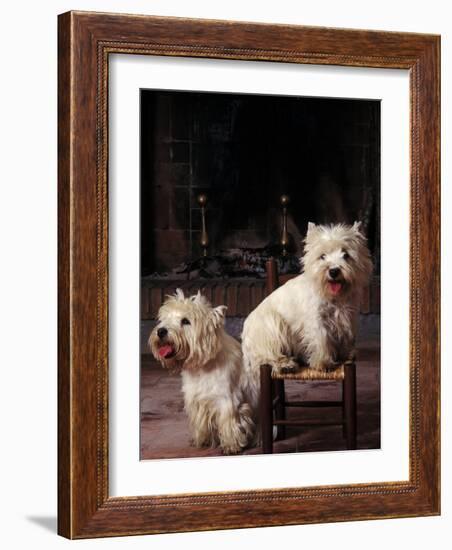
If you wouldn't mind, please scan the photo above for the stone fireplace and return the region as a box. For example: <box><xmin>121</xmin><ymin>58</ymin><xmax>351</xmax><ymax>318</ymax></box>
<box><xmin>140</xmin><ymin>90</ymin><xmax>380</xmax><ymax>319</ymax></box>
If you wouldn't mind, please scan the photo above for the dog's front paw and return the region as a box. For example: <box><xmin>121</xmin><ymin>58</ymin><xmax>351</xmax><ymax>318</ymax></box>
<box><xmin>221</xmin><ymin>444</ymin><xmax>242</xmax><ymax>455</ymax></box>
<box><xmin>220</xmin><ymin>434</ymin><xmax>245</xmax><ymax>455</ymax></box>
<box><xmin>190</xmin><ymin>435</ymin><xmax>212</xmax><ymax>448</ymax></box>
<box><xmin>311</xmin><ymin>362</ymin><xmax>336</xmax><ymax>372</ymax></box>
<box><xmin>279</xmin><ymin>365</ymin><xmax>298</xmax><ymax>375</ymax></box>
<box><xmin>272</xmin><ymin>358</ymin><xmax>299</xmax><ymax>375</ymax></box>
<box><xmin>324</xmin><ymin>363</ymin><xmax>340</xmax><ymax>373</ymax></box>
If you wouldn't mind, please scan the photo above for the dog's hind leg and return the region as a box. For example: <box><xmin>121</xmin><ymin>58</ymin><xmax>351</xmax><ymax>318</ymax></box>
<box><xmin>242</xmin><ymin>309</ymin><xmax>298</xmax><ymax>378</ymax></box>
<box><xmin>216</xmin><ymin>401</ymin><xmax>252</xmax><ymax>455</ymax></box>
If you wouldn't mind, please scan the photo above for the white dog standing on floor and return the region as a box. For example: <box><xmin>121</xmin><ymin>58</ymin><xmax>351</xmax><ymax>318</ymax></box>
<box><xmin>242</xmin><ymin>221</ymin><xmax>373</xmax><ymax>404</ymax></box>
<box><xmin>149</xmin><ymin>289</ymin><xmax>255</xmax><ymax>454</ymax></box>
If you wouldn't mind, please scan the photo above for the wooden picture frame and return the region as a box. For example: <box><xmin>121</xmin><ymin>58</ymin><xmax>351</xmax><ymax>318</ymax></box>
<box><xmin>58</xmin><ymin>11</ymin><xmax>440</xmax><ymax>539</ymax></box>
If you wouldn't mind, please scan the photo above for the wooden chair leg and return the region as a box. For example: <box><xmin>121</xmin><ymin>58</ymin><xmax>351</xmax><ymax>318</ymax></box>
<box><xmin>260</xmin><ymin>364</ymin><xmax>274</xmax><ymax>453</ymax></box>
<box><xmin>343</xmin><ymin>363</ymin><xmax>357</xmax><ymax>450</ymax></box>
<box><xmin>274</xmin><ymin>379</ymin><xmax>286</xmax><ymax>440</ymax></box>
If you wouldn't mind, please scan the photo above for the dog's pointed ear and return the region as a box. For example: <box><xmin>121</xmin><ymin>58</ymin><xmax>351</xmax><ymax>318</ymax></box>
<box><xmin>214</xmin><ymin>305</ymin><xmax>227</xmax><ymax>317</ymax></box>
<box><xmin>174</xmin><ymin>288</ymin><xmax>185</xmax><ymax>301</ymax></box>
<box><xmin>305</xmin><ymin>222</ymin><xmax>318</xmax><ymax>242</ymax></box>
<box><xmin>212</xmin><ymin>305</ymin><xmax>227</xmax><ymax>327</ymax></box>
<box><xmin>352</xmin><ymin>221</ymin><xmax>363</xmax><ymax>234</ymax></box>
<box><xmin>191</xmin><ymin>290</ymin><xmax>210</xmax><ymax>306</ymax></box>
<box><xmin>307</xmin><ymin>221</ymin><xmax>316</xmax><ymax>234</ymax></box>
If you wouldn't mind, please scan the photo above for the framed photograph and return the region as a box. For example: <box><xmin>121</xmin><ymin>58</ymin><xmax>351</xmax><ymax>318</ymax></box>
<box><xmin>58</xmin><ymin>11</ymin><xmax>440</xmax><ymax>538</ymax></box>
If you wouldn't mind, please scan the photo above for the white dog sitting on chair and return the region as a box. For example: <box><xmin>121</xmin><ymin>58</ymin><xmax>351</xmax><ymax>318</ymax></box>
<box><xmin>149</xmin><ymin>289</ymin><xmax>255</xmax><ymax>455</ymax></box>
<box><xmin>241</xmin><ymin>221</ymin><xmax>373</xmax><ymax>406</ymax></box>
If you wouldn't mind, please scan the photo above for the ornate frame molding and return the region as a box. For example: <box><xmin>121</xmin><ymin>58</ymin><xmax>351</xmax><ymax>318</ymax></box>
<box><xmin>58</xmin><ymin>11</ymin><xmax>440</xmax><ymax>538</ymax></box>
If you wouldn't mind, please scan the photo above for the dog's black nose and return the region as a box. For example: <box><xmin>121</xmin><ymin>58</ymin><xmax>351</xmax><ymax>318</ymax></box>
<box><xmin>157</xmin><ymin>327</ymin><xmax>168</xmax><ymax>339</ymax></box>
<box><xmin>329</xmin><ymin>267</ymin><xmax>340</xmax><ymax>279</ymax></box>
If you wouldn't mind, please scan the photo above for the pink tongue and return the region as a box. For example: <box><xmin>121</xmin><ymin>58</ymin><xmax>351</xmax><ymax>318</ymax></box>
<box><xmin>158</xmin><ymin>345</ymin><xmax>173</xmax><ymax>358</ymax></box>
<box><xmin>329</xmin><ymin>282</ymin><xmax>342</xmax><ymax>295</ymax></box>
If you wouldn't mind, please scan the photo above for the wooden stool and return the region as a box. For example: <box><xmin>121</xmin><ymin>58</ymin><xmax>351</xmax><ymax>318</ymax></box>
<box><xmin>259</xmin><ymin>361</ymin><xmax>357</xmax><ymax>453</ymax></box>
<box><xmin>259</xmin><ymin>258</ymin><xmax>358</xmax><ymax>453</ymax></box>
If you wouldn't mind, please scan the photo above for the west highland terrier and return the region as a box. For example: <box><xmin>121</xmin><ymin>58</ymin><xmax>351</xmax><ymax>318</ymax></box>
<box><xmin>149</xmin><ymin>289</ymin><xmax>255</xmax><ymax>455</ymax></box>
<box><xmin>242</xmin><ymin>221</ymin><xmax>373</xmax><ymax>400</ymax></box>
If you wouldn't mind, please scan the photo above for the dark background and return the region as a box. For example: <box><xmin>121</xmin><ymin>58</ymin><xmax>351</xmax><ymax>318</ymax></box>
<box><xmin>139</xmin><ymin>91</ymin><xmax>381</xmax><ymax>458</ymax></box>
<box><xmin>140</xmin><ymin>90</ymin><xmax>380</xmax><ymax>276</ymax></box>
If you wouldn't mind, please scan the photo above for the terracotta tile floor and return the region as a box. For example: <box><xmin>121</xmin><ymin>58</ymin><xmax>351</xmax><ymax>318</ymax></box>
<box><xmin>140</xmin><ymin>317</ymin><xmax>380</xmax><ymax>460</ymax></box>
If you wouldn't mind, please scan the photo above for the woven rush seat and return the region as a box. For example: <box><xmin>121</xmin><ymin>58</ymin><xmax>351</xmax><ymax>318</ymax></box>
<box><xmin>270</xmin><ymin>363</ymin><xmax>347</xmax><ymax>381</ymax></box>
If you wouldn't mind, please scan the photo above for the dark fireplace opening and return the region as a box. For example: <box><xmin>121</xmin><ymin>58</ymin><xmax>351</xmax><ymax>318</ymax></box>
<box><xmin>140</xmin><ymin>90</ymin><xmax>380</xmax><ymax>318</ymax></box>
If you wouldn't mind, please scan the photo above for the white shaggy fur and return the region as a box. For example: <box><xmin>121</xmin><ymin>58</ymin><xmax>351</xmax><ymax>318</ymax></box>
<box><xmin>242</xmin><ymin>222</ymin><xmax>373</xmax><ymax>406</ymax></box>
<box><xmin>149</xmin><ymin>290</ymin><xmax>255</xmax><ymax>454</ymax></box>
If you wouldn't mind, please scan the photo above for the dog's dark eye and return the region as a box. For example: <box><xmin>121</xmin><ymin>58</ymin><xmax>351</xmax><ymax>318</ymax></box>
<box><xmin>181</xmin><ymin>318</ymin><xmax>191</xmax><ymax>326</ymax></box>
<box><xmin>319</xmin><ymin>254</ymin><xmax>326</xmax><ymax>260</ymax></box>
<box><xmin>343</xmin><ymin>251</ymin><xmax>350</xmax><ymax>260</ymax></box>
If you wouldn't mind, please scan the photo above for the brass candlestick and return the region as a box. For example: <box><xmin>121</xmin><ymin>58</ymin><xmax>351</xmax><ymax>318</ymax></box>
<box><xmin>280</xmin><ymin>194</ymin><xmax>290</xmax><ymax>256</ymax></box>
<box><xmin>197</xmin><ymin>193</ymin><xmax>209</xmax><ymax>257</ymax></box>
